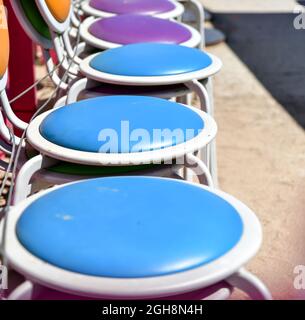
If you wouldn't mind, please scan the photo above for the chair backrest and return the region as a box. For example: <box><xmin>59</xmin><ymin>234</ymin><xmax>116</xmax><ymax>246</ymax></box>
<box><xmin>0</xmin><ymin>0</ymin><xmax>9</xmax><ymax>90</ymax></box>
<box><xmin>45</xmin><ymin>0</ymin><xmax>71</xmax><ymax>22</ymax></box>
<box><xmin>11</xmin><ymin>1</ymin><xmax>74</xmax><ymax>92</ymax></box>
<box><xmin>11</xmin><ymin>0</ymin><xmax>52</xmax><ymax>49</ymax></box>
<box><xmin>35</xmin><ymin>0</ymin><xmax>72</xmax><ymax>34</ymax></box>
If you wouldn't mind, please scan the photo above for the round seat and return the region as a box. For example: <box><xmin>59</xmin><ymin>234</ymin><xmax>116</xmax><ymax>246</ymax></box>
<box><xmin>89</xmin><ymin>43</ymin><xmax>212</xmax><ymax>77</ymax></box>
<box><xmin>89</xmin><ymin>0</ymin><xmax>176</xmax><ymax>15</ymax></box>
<box><xmin>16</xmin><ymin>177</ymin><xmax>244</xmax><ymax>278</ymax></box>
<box><xmin>88</xmin><ymin>14</ymin><xmax>192</xmax><ymax>45</ymax></box>
<box><xmin>39</xmin><ymin>95</ymin><xmax>204</xmax><ymax>153</ymax></box>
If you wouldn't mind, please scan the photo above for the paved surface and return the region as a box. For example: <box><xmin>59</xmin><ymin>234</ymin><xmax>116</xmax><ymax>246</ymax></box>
<box><xmin>202</xmin><ymin>0</ymin><xmax>305</xmax><ymax>299</ymax></box>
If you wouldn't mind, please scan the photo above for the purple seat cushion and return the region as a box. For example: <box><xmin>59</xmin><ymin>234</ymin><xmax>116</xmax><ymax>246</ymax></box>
<box><xmin>89</xmin><ymin>0</ymin><xmax>175</xmax><ymax>15</ymax></box>
<box><xmin>89</xmin><ymin>14</ymin><xmax>192</xmax><ymax>45</ymax></box>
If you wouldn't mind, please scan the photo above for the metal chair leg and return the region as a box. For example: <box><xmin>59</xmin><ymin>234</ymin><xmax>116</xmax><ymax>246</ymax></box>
<box><xmin>226</xmin><ymin>268</ymin><xmax>272</xmax><ymax>300</ymax></box>
<box><xmin>7</xmin><ymin>280</ymin><xmax>34</xmax><ymax>300</ymax></box>
<box><xmin>13</xmin><ymin>155</ymin><xmax>58</xmax><ymax>205</ymax></box>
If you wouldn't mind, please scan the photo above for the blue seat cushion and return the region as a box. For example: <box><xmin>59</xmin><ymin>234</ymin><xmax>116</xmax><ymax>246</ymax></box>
<box><xmin>40</xmin><ymin>96</ymin><xmax>204</xmax><ymax>153</ymax></box>
<box><xmin>89</xmin><ymin>43</ymin><xmax>212</xmax><ymax>77</ymax></box>
<box><xmin>17</xmin><ymin>177</ymin><xmax>244</xmax><ymax>278</ymax></box>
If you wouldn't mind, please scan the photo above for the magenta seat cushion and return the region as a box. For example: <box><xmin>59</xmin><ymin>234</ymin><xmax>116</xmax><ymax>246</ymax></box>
<box><xmin>89</xmin><ymin>14</ymin><xmax>192</xmax><ymax>45</ymax></box>
<box><xmin>89</xmin><ymin>0</ymin><xmax>175</xmax><ymax>15</ymax></box>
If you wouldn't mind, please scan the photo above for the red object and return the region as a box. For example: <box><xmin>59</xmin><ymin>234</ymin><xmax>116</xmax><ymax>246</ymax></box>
<box><xmin>4</xmin><ymin>0</ymin><xmax>36</xmax><ymax>120</ymax></box>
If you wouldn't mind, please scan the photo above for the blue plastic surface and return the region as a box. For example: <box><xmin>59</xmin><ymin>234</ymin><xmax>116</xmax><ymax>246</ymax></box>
<box><xmin>40</xmin><ymin>96</ymin><xmax>204</xmax><ymax>153</ymax></box>
<box><xmin>17</xmin><ymin>177</ymin><xmax>244</xmax><ymax>278</ymax></box>
<box><xmin>89</xmin><ymin>43</ymin><xmax>213</xmax><ymax>76</ymax></box>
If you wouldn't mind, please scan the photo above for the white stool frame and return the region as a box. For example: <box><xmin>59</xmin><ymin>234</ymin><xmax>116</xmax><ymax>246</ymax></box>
<box><xmin>4</xmin><ymin>178</ymin><xmax>272</xmax><ymax>300</ymax></box>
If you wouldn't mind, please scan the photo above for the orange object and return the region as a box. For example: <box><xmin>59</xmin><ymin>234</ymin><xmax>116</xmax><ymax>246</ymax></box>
<box><xmin>45</xmin><ymin>0</ymin><xmax>71</xmax><ymax>23</ymax></box>
<box><xmin>0</xmin><ymin>0</ymin><xmax>9</xmax><ymax>77</ymax></box>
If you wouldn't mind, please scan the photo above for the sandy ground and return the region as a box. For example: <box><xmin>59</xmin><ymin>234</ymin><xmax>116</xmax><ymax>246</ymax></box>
<box><xmin>203</xmin><ymin>0</ymin><xmax>305</xmax><ymax>299</ymax></box>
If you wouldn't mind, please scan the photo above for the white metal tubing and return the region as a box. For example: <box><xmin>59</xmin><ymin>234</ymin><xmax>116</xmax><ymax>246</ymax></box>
<box><xmin>71</xmin><ymin>1</ymin><xmax>83</xmax><ymax>28</ymax></box>
<box><xmin>227</xmin><ymin>268</ymin><xmax>272</xmax><ymax>300</ymax></box>
<box><xmin>61</xmin><ymin>31</ymin><xmax>85</xmax><ymax>65</ymax></box>
<box><xmin>0</xmin><ymin>110</ymin><xmax>20</xmax><ymax>146</ymax></box>
<box><xmin>66</xmin><ymin>77</ymin><xmax>97</xmax><ymax>104</ymax></box>
<box><xmin>51</xmin><ymin>32</ymin><xmax>79</xmax><ymax>78</ymax></box>
<box><xmin>206</xmin><ymin>77</ymin><xmax>218</xmax><ymax>187</ymax></box>
<box><xmin>0</xmin><ymin>91</ymin><xmax>27</xmax><ymax>131</ymax></box>
<box><xmin>0</xmin><ymin>72</ymin><xmax>8</xmax><ymax>92</ymax></box>
<box><xmin>0</xmin><ymin>139</ymin><xmax>13</xmax><ymax>156</ymax></box>
<box><xmin>53</xmin><ymin>96</ymin><xmax>68</xmax><ymax>108</ymax></box>
<box><xmin>185</xmin><ymin>79</ymin><xmax>210</xmax><ymax>113</ymax></box>
<box><xmin>187</xmin><ymin>0</ymin><xmax>205</xmax><ymax>49</ymax></box>
<box><xmin>185</xmin><ymin>78</ymin><xmax>219</xmax><ymax>186</ymax></box>
<box><xmin>13</xmin><ymin>155</ymin><xmax>59</xmax><ymax>205</ymax></box>
<box><xmin>8</xmin><ymin>281</ymin><xmax>34</xmax><ymax>300</ymax></box>
<box><xmin>185</xmin><ymin>153</ymin><xmax>214</xmax><ymax>187</ymax></box>
<box><xmin>184</xmin><ymin>79</ymin><xmax>211</xmax><ymax>175</ymax></box>
<box><xmin>42</xmin><ymin>50</ymin><xmax>69</xmax><ymax>91</ymax></box>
